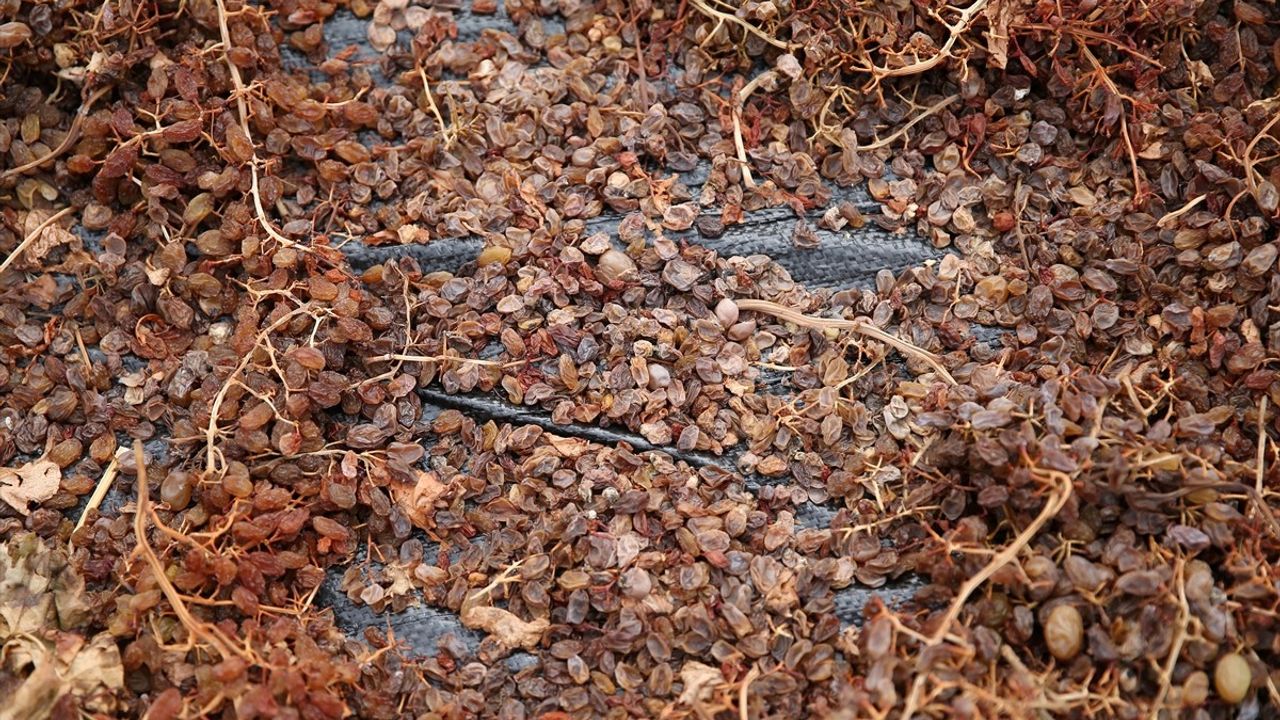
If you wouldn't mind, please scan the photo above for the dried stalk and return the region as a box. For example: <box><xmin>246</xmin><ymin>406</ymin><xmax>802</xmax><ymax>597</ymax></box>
<box><xmin>132</xmin><ymin>441</ymin><xmax>247</xmax><ymax>661</ymax></box>
<box><xmin>1080</xmin><ymin>45</ymin><xmax>1146</xmax><ymax>200</ymax></box>
<box><xmin>861</xmin><ymin>0</ymin><xmax>990</xmax><ymax>79</ymax></box>
<box><xmin>920</xmin><ymin>400</ymin><xmax>1109</xmax><ymax>647</ymax></box>
<box><xmin>1245</xmin><ymin>648</ymin><xmax>1280</xmax><ymax>708</ymax></box>
<box><xmin>738</xmin><ymin>666</ymin><xmax>759</xmax><ymax>720</ymax></box>
<box><xmin>1242</xmin><ymin>103</ymin><xmax>1280</xmax><ymax>208</ymax></box>
<box><xmin>72</xmin><ymin>450</ymin><xmax>123</xmax><ymax>539</ymax></box>
<box><xmin>366</xmin><ymin>352</ymin><xmax>525</xmax><ymax>368</ymax></box>
<box><xmin>1258</xmin><ymin>395</ymin><xmax>1269</xmax><ymax>496</ymax></box>
<box><xmin>731</xmin><ymin>71</ymin><xmax>777</xmax><ymax>189</ymax></box>
<box><xmin>1151</xmin><ymin>558</ymin><xmax>1189</xmax><ymax>713</ymax></box>
<box><xmin>211</xmin><ymin>0</ymin><xmax>318</xmax><ymax>258</ymax></box>
<box><xmin>736</xmin><ymin>299</ymin><xmax>957</xmax><ymax>385</ymax></box>
<box><xmin>0</xmin><ymin>85</ymin><xmax>112</xmax><ymax>181</ymax></box>
<box><xmin>688</xmin><ymin>0</ymin><xmax>794</xmax><ymax>50</ymax></box>
<box><xmin>415</xmin><ymin>64</ymin><xmax>453</xmax><ymax>148</ymax></box>
<box><xmin>856</xmin><ymin>94</ymin><xmax>959</xmax><ymax>152</ymax></box>
<box><xmin>204</xmin><ymin>304</ymin><xmax>314</xmax><ymax>475</ymax></box>
<box><xmin>901</xmin><ymin>469</ymin><xmax>1074</xmax><ymax>716</ymax></box>
<box><xmin>922</xmin><ymin>401</ymin><xmax>1107</xmax><ymax>647</ymax></box>
<box><xmin>1156</xmin><ymin>193</ymin><xmax>1206</xmax><ymax>228</ymax></box>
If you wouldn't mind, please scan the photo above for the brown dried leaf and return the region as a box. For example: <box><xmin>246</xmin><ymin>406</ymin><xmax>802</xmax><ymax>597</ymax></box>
<box><xmin>3</xmin><ymin>632</ymin><xmax>124</xmax><ymax>720</ymax></box>
<box><xmin>0</xmin><ymin>534</ymin><xmax>90</xmax><ymax>639</ymax></box>
<box><xmin>983</xmin><ymin>0</ymin><xmax>1012</xmax><ymax>69</ymax></box>
<box><xmin>545</xmin><ymin>434</ymin><xmax>591</xmax><ymax>458</ymax></box>
<box><xmin>391</xmin><ymin>470</ymin><xmax>447</xmax><ymax>529</ymax></box>
<box><xmin>677</xmin><ymin>662</ymin><xmax>726</xmax><ymax>707</ymax></box>
<box><xmin>26</xmin><ymin>225</ymin><xmax>76</xmax><ymax>264</ymax></box>
<box><xmin>0</xmin><ymin>460</ymin><xmax>61</xmax><ymax>516</ymax></box>
<box><xmin>458</xmin><ymin>605</ymin><xmax>549</xmax><ymax>651</ymax></box>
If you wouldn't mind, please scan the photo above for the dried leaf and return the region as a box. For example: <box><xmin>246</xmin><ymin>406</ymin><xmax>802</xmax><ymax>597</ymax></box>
<box><xmin>983</xmin><ymin>0</ymin><xmax>1011</xmax><ymax>69</ymax></box>
<box><xmin>0</xmin><ymin>460</ymin><xmax>61</xmax><ymax>516</ymax></box>
<box><xmin>21</xmin><ymin>211</ymin><xmax>76</xmax><ymax>264</ymax></box>
<box><xmin>458</xmin><ymin>605</ymin><xmax>549</xmax><ymax>651</ymax></box>
<box><xmin>545</xmin><ymin>434</ymin><xmax>591</xmax><ymax>458</ymax></box>
<box><xmin>391</xmin><ymin>470</ymin><xmax>447</xmax><ymax>529</ymax></box>
<box><xmin>677</xmin><ymin>662</ymin><xmax>726</xmax><ymax>706</ymax></box>
<box><xmin>2</xmin><ymin>632</ymin><xmax>124</xmax><ymax>720</ymax></box>
<box><xmin>1138</xmin><ymin>141</ymin><xmax>1165</xmax><ymax>160</ymax></box>
<box><xmin>0</xmin><ymin>533</ymin><xmax>90</xmax><ymax>639</ymax></box>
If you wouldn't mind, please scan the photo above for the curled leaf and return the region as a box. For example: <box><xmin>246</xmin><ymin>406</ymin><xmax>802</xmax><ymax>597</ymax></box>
<box><xmin>0</xmin><ymin>459</ymin><xmax>61</xmax><ymax>516</ymax></box>
<box><xmin>0</xmin><ymin>535</ymin><xmax>108</xmax><ymax>719</ymax></box>
<box><xmin>0</xmin><ymin>533</ymin><xmax>90</xmax><ymax>638</ymax></box>
<box><xmin>677</xmin><ymin>662</ymin><xmax>726</xmax><ymax>706</ymax></box>
<box><xmin>983</xmin><ymin>0</ymin><xmax>1012</xmax><ymax>69</ymax></box>
<box><xmin>458</xmin><ymin>564</ymin><xmax>548</xmax><ymax>651</ymax></box>
<box><xmin>458</xmin><ymin>605</ymin><xmax>549</xmax><ymax>651</ymax></box>
<box><xmin>391</xmin><ymin>469</ymin><xmax>447</xmax><ymax>529</ymax></box>
<box><xmin>3</xmin><ymin>632</ymin><xmax>124</xmax><ymax>720</ymax></box>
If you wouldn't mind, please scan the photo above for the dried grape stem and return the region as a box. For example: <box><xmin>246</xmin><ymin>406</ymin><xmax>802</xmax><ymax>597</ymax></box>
<box><xmin>1245</xmin><ymin>648</ymin><xmax>1280</xmax><ymax>708</ymax></box>
<box><xmin>1120</xmin><ymin>110</ymin><xmax>1144</xmax><ymax>201</ymax></box>
<box><xmin>856</xmin><ymin>94</ymin><xmax>959</xmax><ymax>151</ymax></box>
<box><xmin>72</xmin><ymin>450</ymin><xmax>122</xmax><ymax>539</ymax></box>
<box><xmin>688</xmin><ymin>0</ymin><xmax>794</xmax><ymax>50</ymax></box>
<box><xmin>1156</xmin><ymin>193</ymin><xmax>1206</xmax><ymax>228</ymax></box>
<box><xmin>1258</xmin><ymin>395</ymin><xmax>1268</xmax><ymax>496</ymax></box>
<box><xmin>921</xmin><ymin>398</ymin><xmax>1108</xmax><ymax>651</ymax></box>
<box><xmin>415</xmin><ymin>64</ymin><xmax>452</xmax><ymax>148</ymax></box>
<box><xmin>902</xmin><ymin>469</ymin><xmax>1076</xmax><ymax>715</ymax></box>
<box><xmin>212</xmin><ymin>0</ymin><xmax>316</xmax><ymax>257</ymax></box>
<box><xmin>366</xmin><ymin>352</ymin><xmax>525</xmax><ymax>368</ymax></box>
<box><xmin>1080</xmin><ymin>45</ymin><xmax>1145</xmax><ymax>200</ymax></box>
<box><xmin>132</xmin><ymin>441</ymin><xmax>246</xmax><ymax>661</ymax></box>
<box><xmin>736</xmin><ymin>299</ymin><xmax>957</xmax><ymax>385</ymax></box>
<box><xmin>926</xmin><ymin>471</ymin><xmax>1072</xmax><ymax>645</ymax></box>
<box><xmin>732</xmin><ymin>71</ymin><xmax>777</xmax><ymax>189</ymax></box>
<box><xmin>0</xmin><ymin>85</ymin><xmax>112</xmax><ymax>181</ymax></box>
<box><xmin>1247</xmin><ymin>397</ymin><xmax>1280</xmax><ymax>539</ymax></box>
<box><xmin>1014</xmin><ymin>23</ymin><xmax>1163</xmax><ymax>67</ymax></box>
<box><xmin>1151</xmin><ymin>558</ymin><xmax>1189</xmax><ymax>713</ymax></box>
<box><xmin>738</xmin><ymin>666</ymin><xmax>759</xmax><ymax>720</ymax></box>
<box><xmin>862</xmin><ymin>0</ymin><xmax>989</xmax><ymax>79</ymax></box>
<box><xmin>461</xmin><ymin>560</ymin><xmax>525</xmax><ymax>614</ymax></box>
<box><xmin>204</xmin><ymin>305</ymin><xmax>313</xmax><ymax>475</ymax></box>
<box><xmin>0</xmin><ymin>206</ymin><xmax>75</xmax><ymax>277</ymax></box>
<box><xmin>1243</xmin><ymin>102</ymin><xmax>1280</xmax><ymax>206</ymax></box>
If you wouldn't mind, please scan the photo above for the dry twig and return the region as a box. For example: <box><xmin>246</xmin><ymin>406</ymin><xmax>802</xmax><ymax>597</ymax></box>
<box><xmin>731</xmin><ymin>71</ymin><xmax>777</xmax><ymax>189</ymax></box>
<box><xmin>855</xmin><ymin>94</ymin><xmax>959</xmax><ymax>152</ymax></box>
<box><xmin>925</xmin><ymin>470</ymin><xmax>1073</xmax><ymax>644</ymax></box>
<box><xmin>0</xmin><ymin>85</ymin><xmax>112</xmax><ymax>181</ymax></box>
<box><xmin>71</xmin><ymin>450</ymin><xmax>123</xmax><ymax>541</ymax></box>
<box><xmin>688</xmin><ymin>0</ymin><xmax>794</xmax><ymax>50</ymax></box>
<box><xmin>132</xmin><ymin>441</ymin><xmax>249</xmax><ymax>662</ymax></box>
<box><xmin>211</xmin><ymin>0</ymin><xmax>326</xmax><ymax>260</ymax></box>
<box><xmin>204</xmin><ymin>304</ymin><xmax>314</xmax><ymax>475</ymax></box>
<box><xmin>736</xmin><ymin>299</ymin><xmax>957</xmax><ymax>385</ymax></box>
<box><xmin>1242</xmin><ymin>102</ymin><xmax>1280</xmax><ymax>208</ymax></box>
<box><xmin>415</xmin><ymin>64</ymin><xmax>453</xmax><ymax>148</ymax></box>
<box><xmin>858</xmin><ymin>0</ymin><xmax>990</xmax><ymax>80</ymax></box>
